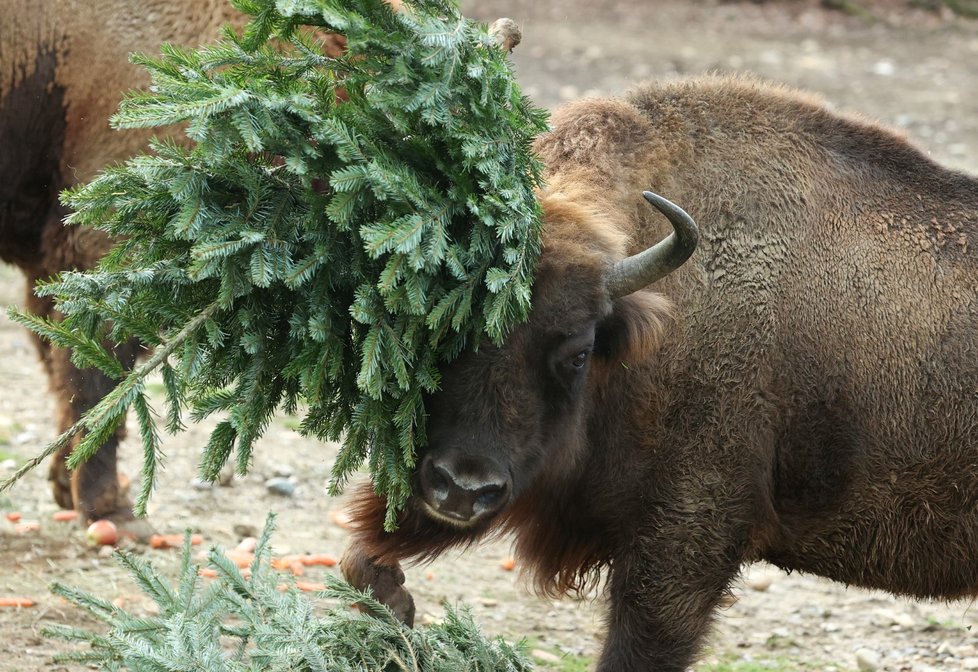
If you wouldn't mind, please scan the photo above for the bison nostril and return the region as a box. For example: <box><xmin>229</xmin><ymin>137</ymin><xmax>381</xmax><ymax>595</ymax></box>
<box><xmin>473</xmin><ymin>483</ymin><xmax>508</xmax><ymax>516</ymax></box>
<box><xmin>428</xmin><ymin>465</ymin><xmax>452</xmax><ymax>505</ymax></box>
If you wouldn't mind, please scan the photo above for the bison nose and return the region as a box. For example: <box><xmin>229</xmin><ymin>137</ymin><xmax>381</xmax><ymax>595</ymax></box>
<box><xmin>419</xmin><ymin>455</ymin><xmax>511</xmax><ymax>526</ymax></box>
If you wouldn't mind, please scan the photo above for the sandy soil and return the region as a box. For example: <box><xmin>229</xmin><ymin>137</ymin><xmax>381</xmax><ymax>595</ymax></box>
<box><xmin>2</xmin><ymin>1</ymin><xmax>978</xmax><ymax>670</ymax></box>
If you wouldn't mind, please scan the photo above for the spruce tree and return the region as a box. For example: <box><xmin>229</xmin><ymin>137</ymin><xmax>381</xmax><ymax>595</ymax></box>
<box><xmin>2</xmin><ymin>0</ymin><xmax>548</xmax><ymax>528</ymax></box>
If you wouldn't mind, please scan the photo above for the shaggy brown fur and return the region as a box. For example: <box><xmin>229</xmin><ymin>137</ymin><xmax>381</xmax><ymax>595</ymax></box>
<box><xmin>0</xmin><ymin>1</ymin><xmax>239</xmax><ymax>525</ymax></box>
<box><xmin>343</xmin><ymin>75</ymin><xmax>978</xmax><ymax>671</ymax></box>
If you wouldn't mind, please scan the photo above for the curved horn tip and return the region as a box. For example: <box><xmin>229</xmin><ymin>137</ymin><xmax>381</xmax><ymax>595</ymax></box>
<box><xmin>603</xmin><ymin>191</ymin><xmax>700</xmax><ymax>298</ymax></box>
<box><xmin>643</xmin><ymin>192</ymin><xmax>695</xmax><ymax>230</ymax></box>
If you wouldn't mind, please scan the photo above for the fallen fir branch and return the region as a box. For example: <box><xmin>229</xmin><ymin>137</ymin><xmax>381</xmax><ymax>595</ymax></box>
<box><xmin>43</xmin><ymin>514</ymin><xmax>533</xmax><ymax>671</ymax></box>
<box><xmin>3</xmin><ymin>0</ymin><xmax>548</xmax><ymax>528</ymax></box>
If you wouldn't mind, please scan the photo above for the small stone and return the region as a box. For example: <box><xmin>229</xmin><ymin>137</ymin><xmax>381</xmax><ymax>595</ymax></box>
<box><xmin>265</xmin><ymin>477</ymin><xmax>296</xmax><ymax>497</ymax></box>
<box><xmin>420</xmin><ymin>612</ymin><xmax>443</xmax><ymax>626</ymax></box>
<box><xmin>582</xmin><ymin>45</ymin><xmax>602</xmax><ymax>60</ymax></box>
<box><xmin>479</xmin><ymin>598</ymin><xmax>499</xmax><ymax>607</ymax></box>
<box><xmin>876</xmin><ymin>608</ymin><xmax>915</xmax><ymax>628</ymax></box>
<box><xmin>530</xmin><ymin>649</ymin><xmax>561</xmax><ymax>664</ymax></box>
<box><xmin>558</xmin><ymin>85</ymin><xmax>579</xmax><ymax>101</ymax></box>
<box><xmin>962</xmin><ymin>658</ymin><xmax>978</xmax><ymax>670</ymax></box>
<box><xmin>892</xmin><ymin>612</ymin><xmax>916</xmax><ymax>628</ymax></box>
<box><xmin>745</xmin><ymin>574</ymin><xmax>773</xmax><ymax>592</ymax></box>
<box><xmin>233</xmin><ymin>523</ymin><xmax>258</xmax><ymax>538</ymax></box>
<box><xmin>271</xmin><ymin>464</ymin><xmax>294</xmax><ymax>478</ymax></box>
<box><xmin>218</xmin><ymin>463</ymin><xmax>235</xmax><ymax>487</ymax></box>
<box><xmin>856</xmin><ymin>648</ymin><xmax>881</xmax><ymax>671</ymax></box>
<box><xmin>872</xmin><ymin>60</ymin><xmax>895</xmax><ymax>77</ymax></box>
<box><xmin>13</xmin><ymin>430</ymin><xmax>36</xmax><ymax>445</ymax></box>
<box><xmin>0</xmin><ymin>458</ymin><xmax>16</xmax><ymax>471</ymax></box>
<box><xmin>191</xmin><ymin>478</ymin><xmax>213</xmax><ymax>491</ymax></box>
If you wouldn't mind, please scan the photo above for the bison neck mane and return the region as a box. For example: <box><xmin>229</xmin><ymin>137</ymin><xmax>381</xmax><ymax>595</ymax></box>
<box><xmin>500</xmin><ymin>478</ymin><xmax>612</xmax><ymax>598</ymax></box>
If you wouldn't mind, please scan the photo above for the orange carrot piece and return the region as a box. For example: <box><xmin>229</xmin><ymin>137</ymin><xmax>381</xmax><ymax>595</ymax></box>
<box><xmin>500</xmin><ymin>556</ymin><xmax>516</xmax><ymax>571</ymax></box>
<box><xmin>223</xmin><ymin>550</ymin><xmax>254</xmax><ymax>568</ymax></box>
<box><xmin>295</xmin><ymin>581</ymin><xmax>326</xmax><ymax>592</ymax></box>
<box><xmin>301</xmin><ymin>554</ymin><xmax>338</xmax><ymax>567</ymax></box>
<box><xmin>149</xmin><ymin>533</ymin><xmax>203</xmax><ymax>549</ymax></box>
<box><xmin>5</xmin><ymin>512</ymin><xmax>21</xmax><ymax>523</ymax></box>
<box><xmin>0</xmin><ymin>597</ymin><xmax>36</xmax><ymax>608</ymax></box>
<box><xmin>271</xmin><ymin>554</ymin><xmax>302</xmax><ymax>570</ymax></box>
<box><xmin>52</xmin><ymin>510</ymin><xmax>79</xmax><ymax>522</ymax></box>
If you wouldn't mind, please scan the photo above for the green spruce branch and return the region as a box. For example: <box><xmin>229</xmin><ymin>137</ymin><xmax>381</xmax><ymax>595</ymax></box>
<box><xmin>3</xmin><ymin>0</ymin><xmax>548</xmax><ymax>528</ymax></box>
<box><xmin>44</xmin><ymin>515</ymin><xmax>533</xmax><ymax>671</ymax></box>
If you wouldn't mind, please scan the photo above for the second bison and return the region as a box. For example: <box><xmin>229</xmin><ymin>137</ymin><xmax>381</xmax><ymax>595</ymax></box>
<box><xmin>0</xmin><ymin>2</ymin><xmax>239</xmax><ymax>529</ymax></box>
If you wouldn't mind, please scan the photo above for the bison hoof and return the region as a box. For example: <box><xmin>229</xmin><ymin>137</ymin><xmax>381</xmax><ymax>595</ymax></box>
<box><xmin>341</xmin><ymin>543</ymin><xmax>417</xmax><ymax>627</ymax></box>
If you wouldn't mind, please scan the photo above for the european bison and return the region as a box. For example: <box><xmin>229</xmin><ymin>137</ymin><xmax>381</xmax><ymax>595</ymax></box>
<box><xmin>0</xmin><ymin>1</ymin><xmax>236</xmax><ymax>529</ymax></box>
<box><xmin>342</xmin><ymin>75</ymin><xmax>978</xmax><ymax>670</ymax></box>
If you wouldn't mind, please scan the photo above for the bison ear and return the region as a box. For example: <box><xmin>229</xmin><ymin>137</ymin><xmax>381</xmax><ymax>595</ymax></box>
<box><xmin>594</xmin><ymin>290</ymin><xmax>674</xmax><ymax>365</ymax></box>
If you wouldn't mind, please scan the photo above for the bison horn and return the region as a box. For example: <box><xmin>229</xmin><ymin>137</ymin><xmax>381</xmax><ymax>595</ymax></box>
<box><xmin>604</xmin><ymin>191</ymin><xmax>699</xmax><ymax>298</ymax></box>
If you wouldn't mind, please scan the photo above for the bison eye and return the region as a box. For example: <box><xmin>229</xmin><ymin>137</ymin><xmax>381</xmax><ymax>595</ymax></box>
<box><xmin>547</xmin><ymin>326</ymin><xmax>596</xmax><ymax>394</ymax></box>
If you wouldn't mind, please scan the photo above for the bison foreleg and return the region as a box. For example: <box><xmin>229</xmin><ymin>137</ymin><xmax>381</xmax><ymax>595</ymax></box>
<box><xmin>340</xmin><ymin>541</ymin><xmax>417</xmax><ymax>626</ymax></box>
<box><xmin>599</xmin><ymin>517</ymin><xmax>749</xmax><ymax>671</ymax></box>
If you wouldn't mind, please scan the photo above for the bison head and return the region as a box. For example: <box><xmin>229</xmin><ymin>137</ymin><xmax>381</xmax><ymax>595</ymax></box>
<box><xmin>414</xmin><ymin>190</ymin><xmax>698</xmax><ymax>530</ymax></box>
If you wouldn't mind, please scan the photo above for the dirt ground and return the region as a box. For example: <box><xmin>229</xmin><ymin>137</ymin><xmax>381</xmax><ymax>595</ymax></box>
<box><xmin>3</xmin><ymin>1</ymin><xmax>978</xmax><ymax>670</ymax></box>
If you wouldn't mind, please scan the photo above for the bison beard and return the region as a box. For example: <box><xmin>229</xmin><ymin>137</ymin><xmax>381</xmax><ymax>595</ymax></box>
<box><xmin>343</xmin><ymin>75</ymin><xmax>978</xmax><ymax>671</ymax></box>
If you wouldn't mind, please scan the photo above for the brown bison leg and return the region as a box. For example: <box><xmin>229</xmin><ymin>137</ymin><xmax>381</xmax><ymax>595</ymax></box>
<box><xmin>340</xmin><ymin>540</ymin><xmax>417</xmax><ymax>626</ymax></box>
<box><xmin>597</xmin><ymin>517</ymin><xmax>748</xmax><ymax>671</ymax></box>
<box><xmin>54</xmin><ymin>339</ymin><xmax>141</xmax><ymax>522</ymax></box>
<box><xmin>24</xmin><ymin>280</ymin><xmax>141</xmax><ymax>522</ymax></box>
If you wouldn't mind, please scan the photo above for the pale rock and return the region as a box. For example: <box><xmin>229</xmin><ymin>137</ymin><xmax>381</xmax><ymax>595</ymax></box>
<box><xmin>855</xmin><ymin>648</ymin><xmax>881</xmax><ymax>671</ymax></box>
<box><xmin>233</xmin><ymin>523</ymin><xmax>258</xmax><ymax>538</ymax></box>
<box><xmin>872</xmin><ymin>60</ymin><xmax>896</xmax><ymax>77</ymax></box>
<box><xmin>530</xmin><ymin>649</ymin><xmax>561</xmax><ymax>664</ymax></box>
<box><xmin>271</xmin><ymin>464</ymin><xmax>294</xmax><ymax>478</ymax></box>
<box><xmin>745</xmin><ymin>573</ymin><xmax>773</xmax><ymax>592</ymax></box>
<box><xmin>265</xmin><ymin>476</ymin><xmax>297</xmax><ymax>497</ymax></box>
<box><xmin>13</xmin><ymin>430</ymin><xmax>36</xmax><ymax>445</ymax></box>
<box><xmin>558</xmin><ymin>85</ymin><xmax>579</xmax><ymax>101</ymax></box>
<box><xmin>420</xmin><ymin>612</ymin><xmax>443</xmax><ymax>627</ymax></box>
